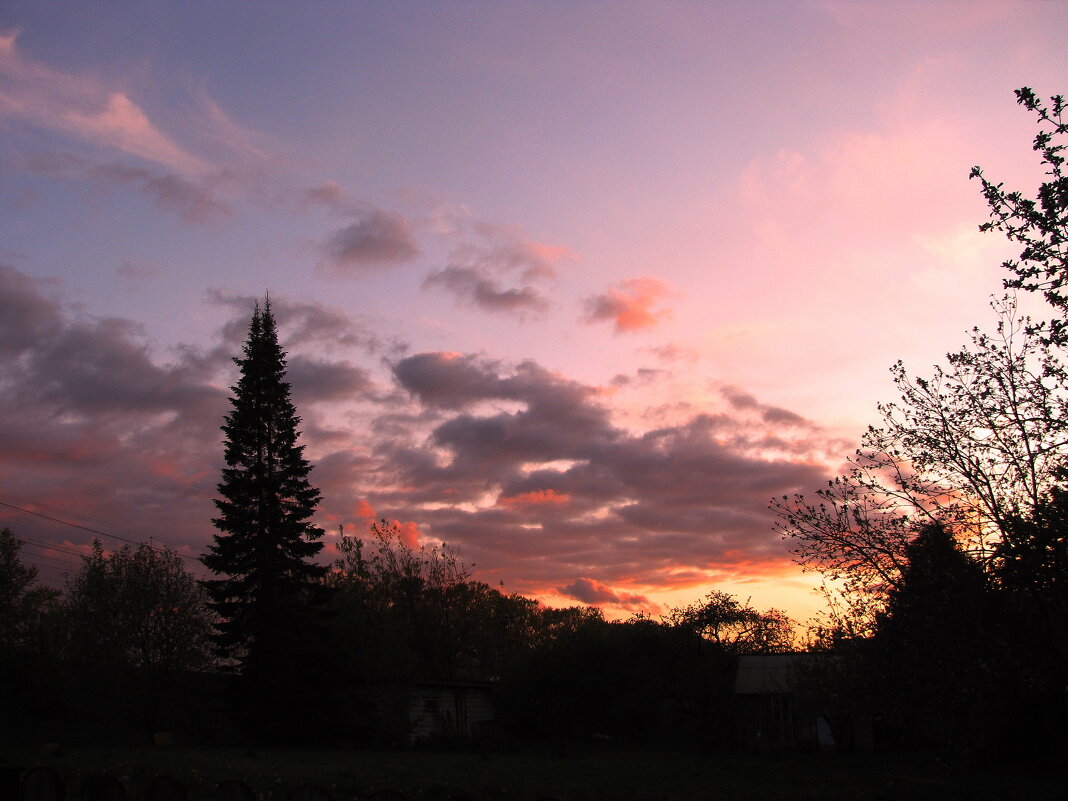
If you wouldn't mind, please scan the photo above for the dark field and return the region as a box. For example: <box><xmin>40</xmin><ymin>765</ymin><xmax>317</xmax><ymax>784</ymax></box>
<box><xmin>1</xmin><ymin>743</ymin><xmax>1061</xmax><ymax>801</ymax></box>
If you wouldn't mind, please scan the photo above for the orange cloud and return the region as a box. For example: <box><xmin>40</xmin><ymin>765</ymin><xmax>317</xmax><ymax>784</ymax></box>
<box><xmin>583</xmin><ymin>276</ymin><xmax>672</xmax><ymax>333</ymax></box>
<box><xmin>497</xmin><ymin>489</ymin><xmax>571</xmax><ymax>508</ymax></box>
<box><xmin>394</xmin><ymin>520</ymin><xmax>421</xmax><ymax>549</ymax></box>
<box><xmin>353</xmin><ymin>499</ymin><xmax>376</xmax><ymax>519</ymax></box>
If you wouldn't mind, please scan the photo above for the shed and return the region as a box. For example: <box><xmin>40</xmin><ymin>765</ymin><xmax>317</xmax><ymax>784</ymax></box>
<box><xmin>407</xmin><ymin>680</ymin><xmax>495</xmax><ymax>744</ymax></box>
<box><xmin>734</xmin><ymin>653</ymin><xmax>833</xmax><ymax>751</ymax></box>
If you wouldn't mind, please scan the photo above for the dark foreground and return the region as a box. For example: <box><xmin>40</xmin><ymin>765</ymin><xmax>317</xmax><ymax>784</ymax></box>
<box><xmin>1</xmin><ymin>742</ymin><xmax>1063</xmax><ymax>801</ymax></box>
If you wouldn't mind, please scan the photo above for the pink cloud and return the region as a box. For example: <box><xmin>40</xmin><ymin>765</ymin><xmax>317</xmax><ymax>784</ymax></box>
<box><xmin>0</xmin><ymin>31</ymin><xmax>207</xmax><ymax>175</ymax></box>
<box><xmin>583</xmin><ymin>276</ymin><xmax>672</xmax><ymax>333</ymax></box>
<box><xmin>190</xmin><ymin>91</ymin><xmax>272</xmax><ymax>164</ymax></box>
<box><xmin>737</xmin><ymin>110</ymin><xmax>972</xmax><ymax>257</ymax></box>
<box><xmin>66</xmin><ymin>93</ymin><xmax>206</xmax><ymax>174</ymax></box>
<box><xmin>461</xmin><ymin>220</ymin><xmax>570</xmax><ymax>282</ymax></box>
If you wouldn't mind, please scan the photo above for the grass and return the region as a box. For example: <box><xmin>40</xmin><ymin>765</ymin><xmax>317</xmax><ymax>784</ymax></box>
<box><xmin>1</xmin><ymin>740</ymin><xmax>1061</xmax><ymax>801</ymax></box>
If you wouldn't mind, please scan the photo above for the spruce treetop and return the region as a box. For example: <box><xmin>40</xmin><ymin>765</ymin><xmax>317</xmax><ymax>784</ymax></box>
<box><xmin>202</xmin><ymin>297</ymin><xmax>326</xmax><ymax>659</ymax></box>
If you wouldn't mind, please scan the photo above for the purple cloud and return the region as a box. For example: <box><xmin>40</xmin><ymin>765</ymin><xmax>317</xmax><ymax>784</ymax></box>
<box><xmin>21</xmin><ymin>152</ymin><xmax>232</xmax><ymax>223</ymax></box>
<box><xmin>423</xmin><ymin>219</ymin><xmax>565</xmax><ymax>316</ymax></box>
<box><xmin>320</xmin><ymin>208</ymin><xmax>421</xmax><ymax>273</ymax></box>
<box><xmin>1</xmin><ymin>263</ymin><xmax>832</xmax><ymax>604</ymax></box>
<box><xmin>90</xmin><ymin>162</ymin><xmax>234</xmax><ymax>223</ymax></box>
<box><xmin>557</xmin><ymin>577</ymin><xmax>654</xmax><ymax>611</ymax></box>
<box><xmin>364</xmin><ymin>349</ymin><xmax>832</xmax><ymax>594</ymax></box>
<box><xmin>423</xmin><ymin>266</ymin><xmax>548</xmax><ymax>314</ymax></box>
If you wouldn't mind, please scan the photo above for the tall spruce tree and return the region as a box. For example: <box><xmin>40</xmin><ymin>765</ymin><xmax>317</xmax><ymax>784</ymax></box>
<box><xmin>202</xmin><ymin>299</ymin><xmax>330</xmax><ymax>736</ymax></box>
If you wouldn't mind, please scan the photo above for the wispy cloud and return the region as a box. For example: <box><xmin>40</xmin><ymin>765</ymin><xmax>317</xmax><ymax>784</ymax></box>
<box><xmin>1</xmin><ymin>31</ymin><xmax>287</xmax><ymax>223</ymax></box>
<box><xmin>0</xmin><ymin>30</ymin><xmax>207</xmax><ymax>175</ymax></box>
<box><xmin>303</xmin><ymin>180</ymin><xmax>352</xmax><ymax>214</ymax></box>
<box><xmin>20</xmin><ymin>151</ymin><xmax>233</xmax><ymax>224</ymax></box>
<box><xmin>423</xmin><ymin>217</ymin><xmax>568</xmax><ymax>317</ymax></box>
<box><xmin>90</xmin><ymin>162</ymin><xmax>233</xmax><ymax>223</ymax></box>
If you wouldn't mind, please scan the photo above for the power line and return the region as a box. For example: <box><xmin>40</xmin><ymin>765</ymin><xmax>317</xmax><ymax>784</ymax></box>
<box><xmin>19</xmin><ymin>537</ymin><xmax>91</xmax><ymax>560</ymax></box>
<box><xmin>18</xmin><ymin>539</ymin><xmax>212</xmax><ymax>589</ymax></box>
<box><xmin>0</xmin><ymin>500</ymin><xmax>203</xmax><ymax>562</ymax></box>
<box><xmin>18</xmin><ymin>536</ymin><xmax>92</xmax><ymax>559</ymax></box>
<box><xmin>0</xmin><ymin>493</ymin><xmax>189</xmax><ymax>550</ymax></box>
<box><xmin>22</xmin><ymin>561</ymin><xmax>71</xmax><ymax>583</ymax></box>
<box><xmin>19</xmin><ymin>548</ymin><xmax>80</xmax><ymax>571</ymax></box>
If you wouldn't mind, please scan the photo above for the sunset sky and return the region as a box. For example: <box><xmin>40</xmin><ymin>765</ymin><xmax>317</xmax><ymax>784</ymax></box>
<box><xmin>2</xmin><ymin>0</ymin><xmax>1066</xmax><ymax>622</ymax></box>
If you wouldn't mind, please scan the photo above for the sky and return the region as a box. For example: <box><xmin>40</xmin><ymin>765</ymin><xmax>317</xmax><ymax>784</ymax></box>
<box><xmin>1</xmin><ymin>0</ymin><xmax>1066</xmax><ymax>622</ymax></box>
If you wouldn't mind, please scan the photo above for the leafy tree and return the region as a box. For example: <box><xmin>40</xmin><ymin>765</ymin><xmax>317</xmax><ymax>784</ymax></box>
<box><xmin>329</xmin><ymin>520</ymin><xmax>540</xmax><ymax>682</ymax></box>
<box><xmin>330</xmin><ymin>520</ymin><xmax>467</xmax><ymax>682</ymax></box>
<box><xmin>663</xmin><ymin>592</ymin><xmax>794</xmax><ymax>748</ymax></box>
<box><xmin>867</xmin><ymin>524</ymin><xmax>994</xmax><ymax>749</ymax></box>
<box><xmin>665</xmin><ymin>590</ymin><xmax>794</xmax><ymax>654</ymax></box>
<box><xmin>201</xmin><ymin>298</ymin><xmax>331</xmax><ymax>738</ymax></box>
<box><xmin>529</xmin><ymin>602</ymin><xmax>605</xmax><ymax>645</ymax></box>
<box><xmin>972</xmin><ymin>88</ymin><xmax>1068</xmax><ymax>342</ymax></box>
<box><xmin>969</xmin><ymin>90</ymin><xmax>1068</xmax><ymax>751</ymax></box>
<box><xmin>65</xmin><ymin>540</ymin><xmax>214</xmax><ymax>729</ymax></box>
<box><xmin>327</xmin><ymin>520</ymin><xmax>543</xmax><ymax>742</ymax></box>
<box><xmin>0</xmin><ymin>527</ymin><xmax>58</xmax><ymax>650</ymax></box>
<box><xmin>774</xmin><ymin>297</ymin><xmax>1068</xmax><ymax>630</ymax></box>
<box><xmin>776</xmin><ymin>90</ymin><xmax>1068</xmax><ymax>628</ymax></box>
<box><xmin>0</xmin><ymin>528</ymin><xmax>61</xmax><ymax>734</ymax></box>
<box><xmin>794</xmin><ymin>525</ymin><xmax>997</xmax><ymax>753</ymax></box>
<box><xmin>998</xmin><ymin>487</ymin><xmax>1068</xmax><ymax>606</ymax></box>
<box><xmin>495</xmin><ymin>607</ymin><xmax>613</xmax><ymax>744</ymax></box>
<box><xmin>996</xmin><ymin>489</ymin><xmax>1068</xmax><ymax>692</ymax></box>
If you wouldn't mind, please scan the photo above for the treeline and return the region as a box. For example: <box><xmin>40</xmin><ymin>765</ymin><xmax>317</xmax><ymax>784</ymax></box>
<box><xmin>1</xmin><ymin>534</ymin><xmax>215</xmax><ymax>742</ymax></box>
<box><xmin>0</xmin><ymin>523</ymin><xmax>791</xmax><ymax>748</ymax></box>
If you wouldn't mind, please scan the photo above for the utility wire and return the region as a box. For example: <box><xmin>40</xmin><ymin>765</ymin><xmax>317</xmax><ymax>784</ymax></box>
<box><xmin>0</xmin><ymin>500</ymin><xmax>202</xmax><ymax>562</ymax></box>
<box><xmin>0</xmin><ymin>493</ymin><xmax>190</xmax><ymax>550</ymax></box>
<box><xmin>19</xmin><ymin>537</ymin><xmax>93</xmax><ymax>561</ymax></box>
<box><xmin>18</xmin><ymin>548</ymin><xmax>80</xmax><ymax>571</ymax></box>
<box><xmin>22</xmin><ymin>561</ymin><xmax>71</xmax><ymax>582</ymax></box>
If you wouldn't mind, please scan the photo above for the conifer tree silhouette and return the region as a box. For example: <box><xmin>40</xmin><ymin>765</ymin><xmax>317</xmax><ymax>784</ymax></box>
<box><xmin>202</xmin><ymin>298</ymin><xmax>329</xmax><ymax>737</ymax></box>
